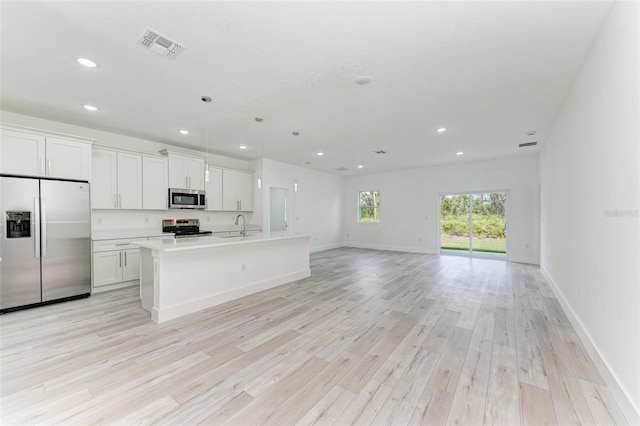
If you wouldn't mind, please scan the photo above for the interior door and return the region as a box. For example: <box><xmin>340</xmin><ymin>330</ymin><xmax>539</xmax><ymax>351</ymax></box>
<box><xmin>40</xmin><ymin>180</ymin><xmax>91</xmax><ymax>301</ymax></box>
<box><xmin>0</xmin><ymin>177</ymin><xmax>42</xmax><ymax>309</ymax></box>
<box><xmin>270</xmin><ymin>187</ymin><xmax>288</xmax><ymax>232</ymax></box>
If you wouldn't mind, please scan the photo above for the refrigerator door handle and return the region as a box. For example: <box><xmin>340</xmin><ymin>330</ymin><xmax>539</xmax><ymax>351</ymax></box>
<box><xmin>41</xmin><ymin>198</ymin><xmax>47</xmax><ymax>257</ymax></box>
<box><xmin>34</xmin><ymin>197</ymin><xmax>40</xmax><ymax>258</ymax></box>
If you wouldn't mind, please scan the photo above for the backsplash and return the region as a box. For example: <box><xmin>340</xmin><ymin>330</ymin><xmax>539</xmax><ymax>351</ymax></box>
<box><xmin>92</xmin><ymin>209</ymin><xmax>257</xmax><ymax>233</ymax></box>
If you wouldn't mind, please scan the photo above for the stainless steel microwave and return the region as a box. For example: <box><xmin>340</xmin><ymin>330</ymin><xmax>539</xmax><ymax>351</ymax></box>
<box><xmin>168</xmin><ymin>188</ymin><xmax>206</xmax><ymax>209</ymax></box>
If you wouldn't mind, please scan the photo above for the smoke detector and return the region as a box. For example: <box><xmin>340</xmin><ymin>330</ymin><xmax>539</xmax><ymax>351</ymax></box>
<box><xmin>138</xmin><ymin>28</ymin><xmax>185</xmax><ymax>60</ymax></box>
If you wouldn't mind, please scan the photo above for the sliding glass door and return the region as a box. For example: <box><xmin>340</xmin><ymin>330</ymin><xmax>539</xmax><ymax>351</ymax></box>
<box><xmin>440</xmin><ymin>191</ymin><xmax>507</xmax><ymax>257</ymax></box>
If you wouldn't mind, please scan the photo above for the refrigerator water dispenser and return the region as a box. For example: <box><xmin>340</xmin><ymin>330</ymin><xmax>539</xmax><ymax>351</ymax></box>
<box><xmin>6</xmin><ymin>211</ymin><xmax>31</xmax><ymax>239</ymax></box>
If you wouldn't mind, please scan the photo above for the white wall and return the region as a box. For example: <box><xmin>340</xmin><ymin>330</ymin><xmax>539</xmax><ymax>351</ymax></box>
<box><xmin>1</xmin><ymin>110</ymin><xmax>256</xmax><ymax>231</ymax></box>
<box><xmin>256</xmin><ymin>158</ymin><xmax>344</xmax><ymax>252</ymax></box>
<box><xmin>539</xmin><ymin>2</ymin><xmax>639</xmax><ymax>421</ymax></box>
<box><xmin>343</xmin><ymin>155</ymin><xmax>540</xmax><ymax>263</ymax></box>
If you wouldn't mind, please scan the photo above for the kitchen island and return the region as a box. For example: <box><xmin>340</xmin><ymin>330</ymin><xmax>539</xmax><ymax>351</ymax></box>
<box><xmin>135</xmin><ymin>233</ymin><xmax>311</xmax><ymax>323</ymax></box>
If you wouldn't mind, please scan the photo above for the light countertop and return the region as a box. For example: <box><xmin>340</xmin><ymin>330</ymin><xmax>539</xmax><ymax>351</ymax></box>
<box><xmin>91</xmin><ymin>229</ymin><xmax>173</xmax><ymax>241</ymax></box>
<box><xmin>201</xmin><ymin>224</ymin><xmax>262</xmax><ymax>233</ymax></box>
<box><xmin>134</xmin><ymin>232</ymin><xmax>309</xmax><ymax>253</ymax></box>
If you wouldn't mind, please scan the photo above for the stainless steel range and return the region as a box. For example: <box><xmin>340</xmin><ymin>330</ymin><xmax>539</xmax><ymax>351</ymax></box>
<box><xmin>162</xmin><ymin>219</ymin><xmax>213</xmax><ymax>238</ymax></box>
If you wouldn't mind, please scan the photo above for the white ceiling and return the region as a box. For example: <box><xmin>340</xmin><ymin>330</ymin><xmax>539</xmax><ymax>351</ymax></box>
<box><xmin>1</xmin><ymin>1</ymin><xmax>612</xmax><ymax>175</ymax></box>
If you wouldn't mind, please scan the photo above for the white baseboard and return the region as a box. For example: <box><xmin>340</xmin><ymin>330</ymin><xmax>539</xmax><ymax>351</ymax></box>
<box><xmin>311</xmin><ymin>242</ymin><xmax>344</xmax><ymax>253</ymax></box>
<box><xmin>344</xmin><ymin>242</ymin><xmax>437</xmax><ymax>255</ymax></box>
<box><xmin>508</xmin><ymin>255</ymin><xmax>540</xmax><ymax>265</ymax></box>
<box><xmin>153</xmin><ymin>269</ymin><xmax>311</xmax><ymax>323</ymax></box>
<box><xmin>540</xmin><ymin>265</ymin><xmax>640</xmax><ymax>424</ymax></box>
<box><xmin>91</xmin><ymin>279</ymin><xmax>138</xmax><ymax>294</ymax></box>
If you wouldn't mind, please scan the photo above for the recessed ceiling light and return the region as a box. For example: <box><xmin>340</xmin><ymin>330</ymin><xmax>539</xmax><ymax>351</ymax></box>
<box><xmin>239</xmin><ymin>145</ymin><xmax>247</xmax><ymax>150</ymax></box>
<box><xmin>316</xmin><ymin>152</ymin><xmax>324</xmax><ymax>156</ymax></box>
<box><xmin>179</xmin><ymin>129</ymin><xmax>189</xmax><ymax>135</ymax></box>
<box><xmin>436</xmin><ymin>127</ymin><xmax>447</xmax><ymax>133</ymax></box>
<box><xmin>83</xmin><ymin>104</ymin><xmax>98</xmax><ymax>111</ymax></box>
<box><xmin>358</xmin><ymin>165</ymin><xmax>364</xmax><ymax>169</ymax></box>
<box><xmin>355</xmin><ymin>75</ymin><xmax>372</xmax><ymax>85</ymax></box>
<box><xmin>76</xmin><ymin>57</ymin><xmax>97</xmax><ymax>68</ymax></box>
<box><xmin>456</xmin><ymin>151</ymin><xmax>464</xmax><ymax>156</ymax></box>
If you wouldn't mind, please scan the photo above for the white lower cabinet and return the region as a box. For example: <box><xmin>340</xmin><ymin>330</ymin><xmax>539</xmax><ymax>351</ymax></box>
<box><xmin>92</xmin><ymin>238</ymin><xmax>142</xmax><ymax>289</ymax></box>
<box><xmin>93</xmin><ymin>251</ymin><xmax>123</xmax><ymax>287</ymax></box>
<box><xmin>92</xmin><ymin>235</ymin><xmax>173</xmax><ymax>291</ymax></box>
<box><xmin>122</xmin><ymin>249</ymin><xmax>141</xmax><ymax>282</ymax></box>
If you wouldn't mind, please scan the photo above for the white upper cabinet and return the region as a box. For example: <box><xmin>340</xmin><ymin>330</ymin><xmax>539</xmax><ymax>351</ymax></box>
<box><xmin>46</xmin><ymin>137</ymin><xmax>91</xmax><ymax>181</ymax></box>
<box><xmin>142</xmin><ymin>156</ymin><xmax>168</xmax><ymax>210</ymax></box>
<box><xmin>222</xmin><ymin>169</ymin><xmax>254</xmax><ymax>211</ymax></box>
<box><xmin>91</xmin><ymin>148</ymin><xmax>142</xmax><ymax>210</ymax></box>
<box><xmin>162</xmin><ymin>150</ymin><xmax>205</xmax><ymax>190</ymax></box>
<box><xmin>0</xmin><ymin>130</ymin><xmax>45</xmax><ymax>176</ymax></box>
<box><xmin>91</xmin><ymin>149</ymin><xmax>118</xmax><ymax>209</ymax></box>
<box><xmin>238</xmin><ymin>171</ymin><xmax>253</xmax><ymax>212</ymax></box>
<box><xmin>205</xmin><ymin>165</ymin><xmax>223</xmax><ymax>211</ymax></box>
<box><xmin>186</xmin><ymin>158</ymin><xmax>205</xmax><ymax>190</ymax></box>
<box><xmin>0</xmin><ymin>126</ymin><xmax>93</xmax><ymax>180</ymax></box>
<box><xmin>116</xmin><ymin>152</ymin><xmax>143</xmax><ymax>210</ymax></box>
<box><xmin>222</xmin><ymin>169</ymin><xmax>239</xmax><ymax>211</ymax></box>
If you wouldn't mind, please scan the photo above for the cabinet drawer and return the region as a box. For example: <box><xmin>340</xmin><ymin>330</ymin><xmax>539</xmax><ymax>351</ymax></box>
<box><xmin>92</xmin><ymin>238</ymin><xmax>144</xmax><ymax>252</ymax></box>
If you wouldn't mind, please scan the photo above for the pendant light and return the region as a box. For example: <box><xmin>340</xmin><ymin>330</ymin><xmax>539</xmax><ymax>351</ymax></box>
<box><xmin>202</xmin><ymin>95</ymin><xmax>212</xmax><ymax>183</ymax></box>
<box><xmin>257</xmin><ymin>143</ymin><xmax>263</xmax><ymax>190</ymax></box>
<box><xmin>205</xmin><ymin>123</ymin><xmax>210</xmax><ymax>183</ymax></box>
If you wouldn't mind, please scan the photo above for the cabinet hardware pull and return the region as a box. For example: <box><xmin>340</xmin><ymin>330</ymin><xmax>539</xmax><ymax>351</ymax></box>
<box><xmin>34</xmin><ymin>197</ymin><xmax>40</xmax><ymax>258</ymax></box>
<box><xmin>124</xmin><ymin>251</ymin><xmax>127</xmax><ymax>266</ymax></box>
<box><xmin>41</xmin><ymin>198</ymin><xmax>47</xmax><ymax>257</ymax></box>
<box><xmin>119</xmin><ymin>252</ymin><xmax>122</xmax><ymax>267</ymax></box>
<box><xmin>119</xmin><ymin>194</ymin><xmax>122</xmax><ymax>209</ymax></box>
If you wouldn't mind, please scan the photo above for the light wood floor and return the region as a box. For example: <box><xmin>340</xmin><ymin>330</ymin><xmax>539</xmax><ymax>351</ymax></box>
<box><xmin>0</xmin><ymin>248</ymin><xmax>628</xmax><ymax>425</ymax></box>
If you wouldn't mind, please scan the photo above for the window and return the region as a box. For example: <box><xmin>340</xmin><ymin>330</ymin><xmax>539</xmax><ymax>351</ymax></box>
<box><xmin>358</xmin><ymin>190</ymin><xmax>380</xmax><ymax>222</ymax></box>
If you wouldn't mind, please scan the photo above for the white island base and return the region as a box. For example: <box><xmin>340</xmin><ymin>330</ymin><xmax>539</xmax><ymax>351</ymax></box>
<box><xmin>136</xmin><ymin>233</ymin><xmax>311</xmax><ymax>323</ymax></box>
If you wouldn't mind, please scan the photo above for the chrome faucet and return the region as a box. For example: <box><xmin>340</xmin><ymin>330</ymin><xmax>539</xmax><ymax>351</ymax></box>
<box><xmin>234</xmin><ymin>214</ymin><xmax>246</xmax><ymax>236</ymax></box>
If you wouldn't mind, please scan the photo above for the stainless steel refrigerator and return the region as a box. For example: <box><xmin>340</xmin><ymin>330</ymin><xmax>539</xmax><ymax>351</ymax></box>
<box><xmin>0</xmin><ymin>176</ymin><xmax>91</xmax><ymax>311</ymax></box>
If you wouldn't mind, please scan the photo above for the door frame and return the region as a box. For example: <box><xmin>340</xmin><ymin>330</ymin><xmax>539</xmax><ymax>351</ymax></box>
<box><xmin>437</xmin><ymin>189</ymin><xmax>510</xmax><ymax>260</ymax></box>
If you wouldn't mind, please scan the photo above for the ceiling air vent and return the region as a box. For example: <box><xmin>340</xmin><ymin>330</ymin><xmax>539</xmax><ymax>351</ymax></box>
<box><xmin>335</xmin><ymin>167</ymin><xmax>349</xmax><ymax>171</ymax></box>
<box><xmin>138</xmin><ymin>28</ymin><xmax>185</xmax><ymax>60</ymax></box>
<box><xmin>519</xmin><ymin>141</ymin><xmax>538</xmax><ymax>148</ymax></box>
<box><xmin>372</xmin><ymin>150</ymin><xmax>387</xmax><ymax>155</ymax></box>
